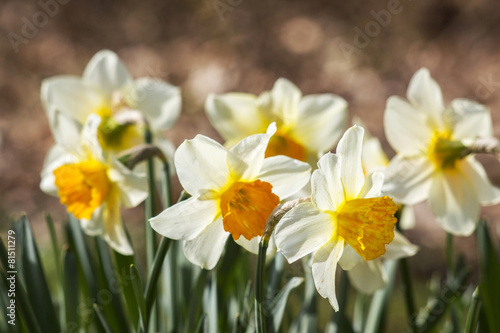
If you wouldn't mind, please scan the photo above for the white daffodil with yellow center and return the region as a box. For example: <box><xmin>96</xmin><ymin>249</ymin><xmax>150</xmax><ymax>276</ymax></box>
<box><xmin>274</xmin><ymin>126</ymin><xmax>399</xmax><ymax>310</ymax></box>
<box><xmin>41</xmin><ymin>49</ymin><xmax>181</xmax><ymax>161</ymax></box>
<box><xmin>205</xmin><ymin>78</ymin><xmax>347</xmax><ymax>164</ymax></box>
<box><xmin>40</xmin><ymin>115</ymin><xmax>148</xmax><ymax>255</ymax></box>
<box><xmin>149</xmin><ymin>124</ymin><xmax>311</xmax><ymax>269</ymax></box>
<box><xmin>383</xmin><ymin>68</ymin><xmax>500</xmax><ymax>236</ymax></box>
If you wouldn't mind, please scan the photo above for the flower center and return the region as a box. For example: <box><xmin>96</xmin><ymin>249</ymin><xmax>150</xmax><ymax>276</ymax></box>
<box><xmin>220</xmin><ymin>180</ymin><xmax>280</xmax><ymax>240</ymax></box>
<box><xmin>97</xmin><ymin>116</ymin><xmax>144</xmax><ymax>152</ymax></box>
<box><xmin>265</xmin><ymin>131</ymin><xmax>306</xmax><ymax>161</ymax></box>
<box><xmin>53</xmin><ymin>160</ymin><xmax>111</xmax><ymax>220</ymax></box>
<box><xmin>336</xmin><ymin>196</ymin><xmax>398</xmax><ymax>261</ymax></box>
<box><xmin>427</xmin><ymin>130</ymin><xmax>465</xmax><ymax>170</ymax></box>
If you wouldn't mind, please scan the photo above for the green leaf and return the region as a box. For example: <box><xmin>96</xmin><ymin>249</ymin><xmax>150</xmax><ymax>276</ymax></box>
<box><xmin>63</xmin><ymin>247</ymin><xmax>79</xmax><ymax>330</ymax></box>
<box><xmin>476</xmin><ymin>220</ymin><xmax>500</xmax><ymax>332</ymax></box>
<box><xmin>0</xmin><ymin>264</ymin><xmax>41</xmax><ymax>332</ymax></box>
<box><xmin>145</xmin><ymin>237</ymin><xmax>172</xmax><ymax>327</ymax></box>
<box><xmin>18</xmin><ymin>215</ymin><xmax>59</xmax><ymax>332</ymax></box>
<box><xmin>67</xmin><ymin>215</ymin><xmax>98</xmax><ymax>297</ymax></box>
<box><xmin>113</xmin><ymin>251</ymin><xmax>140</xmax><ymax>330</ymax></box>
<box><xmin>95</xmin><ymin>237</ymin><xmax>130</xmax><ymax>332</ymax></box>
<box><xmin>130</xmin><ymin>264</ymin><xmax>147</xmax><ymax>332</ymax></box>
<box><xmin>270</xmin><ymin>276</ymin><xmax>303</xmax><ymax>331</ymax></box>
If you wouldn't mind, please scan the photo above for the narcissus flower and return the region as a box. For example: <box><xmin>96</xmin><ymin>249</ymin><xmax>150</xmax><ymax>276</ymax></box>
<box><xmin>274</xmin><ymin>126</ymin><xmax>398</xmax><ymax>310</ymax></box>
<box><xmin>383</xmin><ymin>68</ymin><xmax>500</xmax><ymax>236</ymax></box>
<box><xmin>205</xmin><ymin>78</ymin><xmax>347</xmax><ymax>164</ymax></box>
<box><xmin>40</xmin><ymin>115</ymin><xmax>148</xmax><ymax>255</ymax></box>
<box><xmin>41</xmin><ymin>50</ymin><xmax>181</xmax><ymax>161</ymax></box>
<box><xmin>149</xmin><ymin>124</ymin><xmax>311</xmax><ymax>269</ymax></box>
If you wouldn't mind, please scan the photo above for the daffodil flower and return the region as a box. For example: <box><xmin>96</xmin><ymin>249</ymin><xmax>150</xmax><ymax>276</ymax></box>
<box><xmin>149</xmin><ymin>124</ymin><xmax>311</xmax><ymax>269</ymax></box>
<box><xmin>274</xmin><ymin>126</ymin><xmax>398</xmax><ymax>310</ymax></box>
<box><xmin>41</xmin><ymin>50</ymin><xmax>181</xmax><ymax>162</ymax></box>
<box><xmin>205</xmin><ymin>78</ymin><xmax>347</xmax><ymax>164</ymax></box>
<box><xmin>40</xmin><ymin>114</ymin><xmax>148</xmax><ymax>255</ymax></box>
<box><xmin>383</xmin><ymin>68</ymin><xmax>500</xmax><ymax>236</ymax></box>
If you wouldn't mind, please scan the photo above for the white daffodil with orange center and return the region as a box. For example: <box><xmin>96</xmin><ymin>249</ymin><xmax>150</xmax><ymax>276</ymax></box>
<box><xmin>205</xmin><ymin>78</ymin><xmax>347</xmax><ymax>164</ymax></box>
<box><xmin>383</xmin><ymin>68</ymin><xmax>500</xmax><ymax>236</ymax></box>
<box><xmin>41</xmin><ymin>49</ymin><xmax>181</xmax><ymax>161</ymax></box>
<box><xmin>274</xmin><ymin>126</ymin><xmax>399</xmax><ymax>310</ymax></box>
<box><xmin>149</xmin><ymin>124</ymin><xmax>311</xmax><ymax>269</ymax></box>
<box><xmin>40</xmin><ymin>115</ymin><xmax>148</xmax><ymax>255</ymax></box>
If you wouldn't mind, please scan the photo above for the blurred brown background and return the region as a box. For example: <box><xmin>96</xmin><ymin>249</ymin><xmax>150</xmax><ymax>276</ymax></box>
<box><xmin>1</xmin><ymin>0</ymin><xmax>500</xmax><ymax>272</ymax></box>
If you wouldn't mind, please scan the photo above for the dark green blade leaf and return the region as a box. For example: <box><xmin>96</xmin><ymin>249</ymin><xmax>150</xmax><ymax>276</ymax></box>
<box><xmin>63</xmin><ymin>246</ymin><xmax>79</xmax><ymax>330</ymax></box>
<box><xmin>113</xmin><ymin>250</ymin><xmax>140</xmax><ymax>329</ymax></box>
<box><xmin>130</xmin><ymin>264</ymin><xmax>147</xmax><ymax>332</ymax></box>
<box><xmin>19</xmin><ymin>215</ymin><xmax>59</xmax><ymax>332</ymax></box>
<box><xmin>476</xmin><ymin>220</ymin><xmax>500</xmax><ymax>333</ymax></box>
<box><xmin>95</xmin><ymin>238</ymin><xmax>130</xmax><ymax>332</ymax></box>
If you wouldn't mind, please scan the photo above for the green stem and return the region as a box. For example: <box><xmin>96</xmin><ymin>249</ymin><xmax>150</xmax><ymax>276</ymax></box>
<box><xmin>145</xmin><ymin>126</ymin><xmax>157</xmax><ymax>272</ymax></box>
<box><xmin>255</xmin><ymin>236</ymin><xmax>269</xmax><ymax>333</ymax></box>
<box><xmin>464</xmin><ymin>286</ymin><xmax>481</xmax><ymax>333</ymax></box>
<box><xmin>400</xmin><ymin>258</ymin><xmax>418</xmax><ymax>333</ymax></box>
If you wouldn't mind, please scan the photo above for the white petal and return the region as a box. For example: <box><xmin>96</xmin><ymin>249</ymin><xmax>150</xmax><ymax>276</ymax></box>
<box><xmin>127</xmin><ymin>78</ymin><xmax>181</xmax><ymax>131</ymax></box>
<box><xmin>102</xmin><ymin>193</ymin><xmax>134</xmax><ymax>255</ymax></box>
<box><xmin>358</xmin><ymin>171</ymin><xmax>384</xmax><ymax>199</ymax></box>
<box><xmin>459</xmin><ymin>157</ymin><xmax>500</xmax><ymax>205</ymax></box>
<box><xmin>174</xmin><ymin>135</ymin><xmax>229</xmax><ymax>194</ymax></box>
<box><xmin>429</xmin><ymin>170</ymin><xmax>479</xmax><ymax>236</ymax></box>
<box><xmin>448</xmin><ymin>99</ymin><xmax>493</xmax><ymax>140</ymax></box>
<box><xmin>182</xmin><ymin>217</ymin><xmax>229</xmax><ymax>269</ymax></box>
<box><xmin>338</xmin><ymin>245</ymin><xmax>363</xmax><ymax>271</ymax></box>
<box><xmin>266</xmin><ymin>78</ymin><xmax>301</xmax><ymax>125</ymax></box>
<box><xmin>257</xmin><ymin>155</ymin><xmax>311</xmax><ymax>200</ymax></box>
<box><xmin>347</xmin><ymin>260</ymin><xmax>386</xmax><ymax>294</ymax></box>
<box><xmin>311</xmin><ymin>235</ymin><xmax>345</xmax><ymax>311</ymax></box>
<box><xmin>384</xmin><ymin>96</ymin><xmax>433</xmax><ymax>154</ymax></box>
<box><xmin>205</xmin><ymin>93</ymin><xmax>264</xmax><ymax>141</ymax></box>
<box><xmin>40</xmin><ymin>144</ymin><xmax>77</xmax><ymax>196</ymax></box>
<box><xmin>337</xmin><ymin>126</ymin><xmax>365</xmax><ymax>200</ymax></box>
<box><xmin>383</xmin><ymin>155</ymin><xmax>434</xmax><ymax>205</ymax></box>
<box><xmin>149</xmin><ymin>196</ymin><xmax>219</xmax><ymax>241</ymax></box>
<box><xmin>292</xmin><ymin>94</ymin><xmax>348</xmax><ymax>154</ymax></box>
<box><xmin>109</xmin><ymin>160</ymin><xmax>148</xmax><ymax>208</ymax></box>
<box><xmin>407</xmin><ymin>68</ymin><xmax>445</xmax><ymax>125</ymax></box>
<box><xmin>83</xmin><ymin>50</ymin><xmax>132</xmax><ymax>98</ymax></box>
<box><xmin>41</xmin><ymin>76</ymin><xmax>105</xmax><ymax>125</ymax></box>
<box><xmin>383</xmin><ymin>231</ymin><xmax>418</xmax><ymax>260</ymax></box>
<box><xmin>312</xmin><ymin>153</ymin><xmax>343</xmax><ymax>211</ymax></box>
<box><xmin>227</xmin><ymin>129</ymin><xmax>273</xmax><ymax>181</ymax></box>
<box><xmin>275</xmin><ymin>202</ymin><xmax>334</xmax><ymax>263</ymax></box>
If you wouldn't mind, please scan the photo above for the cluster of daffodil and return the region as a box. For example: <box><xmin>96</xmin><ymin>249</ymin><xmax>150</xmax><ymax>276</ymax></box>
<box><xmin>36</xmin><ymin>50</ymin><xmax>500</xmax><ymax>331</ymax></box>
